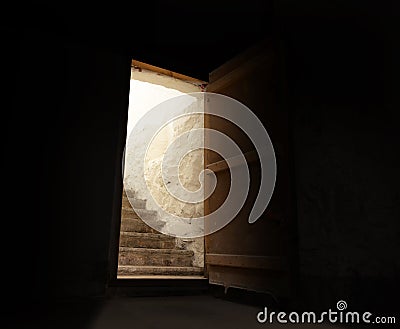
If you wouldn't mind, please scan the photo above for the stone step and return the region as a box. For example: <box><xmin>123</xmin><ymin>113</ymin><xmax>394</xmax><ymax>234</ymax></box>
<box><xmin>123</xmin><ymin>189</ymin><xmax>135</xmax><ymax>198</ymax></box>
<box><xmin>119</xmin><ymin>232</ymin><xmax>175</xmax><ymax>249</ymax></box>
<box><xmin>121</xmin><ymin>196</ymin><xmax>146</xmax><ymax>209</ymax></box>
<box><xmin>120</xmin><ymin>218</ymin><xmax>160</xmax><ymax>234</ymax></box>
<box><xmin>118</xmin><ymin>247</ymin><xmax>194</xmax><ymax>267</ymax></box>
<box><xmin>117</xmin><ymin>265</ymin><xmax>204</xmax><ymax>276</ymax></box>
<box><xmin>121</xmin><ymin>207</ymin><xmax>157</xmax><ymax>220</ymax></box>
<box><xmin>122</xmin><ymin>208</ymin><xmax>165</xmax><ymax>232</ymax></box>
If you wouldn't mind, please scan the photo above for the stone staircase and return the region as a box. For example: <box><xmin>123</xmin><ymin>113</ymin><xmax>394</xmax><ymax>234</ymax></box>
<box><xmin>117</xmin><ymin>190</ymin><xmax>204</xmax><ymax>277</ymax></box>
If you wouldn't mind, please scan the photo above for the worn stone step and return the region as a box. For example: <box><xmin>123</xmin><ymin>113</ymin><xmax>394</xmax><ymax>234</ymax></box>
<box><xmin>118</xmin><ymin>247</ymin><xmax>194</xmax><ymax>267</ymax></box>
<box><xmin>121</xmin><ymin>196</ymin><xmax>146</xmax><ymax>209</ymax></box>
<box><xmin>123</xmin><ymin>189</ymin><xmax>135</xmax><ymax>198</ymax></box>
<box><xmin>119</xmin><ymin>232</ymin><xmax>175</xmax><ymax>249</ymax></box>
<box><xmin>117</xmin><ymin>265</ymin><xmax>204</xmax><ymax>276</ymax></box>
<box><xmin>121</xmin><ymin>207</ymin><xmax>139</xmax><ymax>219</ymax></box>
<box><xmin>121</xmin><ymin>207</ymin><xmax>157</xmax><ymax>220</ymax></box>
<box><xmin>122</xmin><ymin>208</ymin><xmax>165</xmax><ymax>232</ymax></box>
<box><xmin>120</xmin><ymin>218</ymin><xmax>160</xmax><ymax>234</ymax></box>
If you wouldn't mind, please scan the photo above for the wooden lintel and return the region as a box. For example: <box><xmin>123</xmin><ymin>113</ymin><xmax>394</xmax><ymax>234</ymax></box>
<box><xmin>131</xmin><ymin>59</ymin><xmax>207</xmax><ymax>85</ymax></box>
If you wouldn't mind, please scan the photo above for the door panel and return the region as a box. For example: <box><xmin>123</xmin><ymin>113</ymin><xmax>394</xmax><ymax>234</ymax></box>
<box><xmin>204</xmin><ymin>40</ymin><xmax>295</xmax><ymax>301</ymax></box>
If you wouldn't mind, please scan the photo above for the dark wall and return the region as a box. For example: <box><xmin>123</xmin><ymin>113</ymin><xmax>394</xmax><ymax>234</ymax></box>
<box><xmin>3</xmin><ymin>8</ymin><xmax>132</xmax><ymax>309</ymax></box>
<box><xmin>277</xmin><ymin>2</ymin><xmax>399</xmax><ymax>312</ymax></box>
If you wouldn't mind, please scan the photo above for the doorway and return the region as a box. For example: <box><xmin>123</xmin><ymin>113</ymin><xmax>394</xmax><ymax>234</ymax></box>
<box><xmin>112</xmin><ymin>40</ymin><xmax>295</xmax><ymax>306</ymax></box>
<box><xmin>117</xmin><ymin>60</ymin><xmax>207</xmax><ymax>278</ymax></box>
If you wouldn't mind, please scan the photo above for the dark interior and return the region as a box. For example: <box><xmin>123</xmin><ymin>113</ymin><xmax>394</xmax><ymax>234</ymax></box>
<box><xmin>3</xmin><ymin>1</ymin><xmax>398</xmax><ymax>327</ymax></box>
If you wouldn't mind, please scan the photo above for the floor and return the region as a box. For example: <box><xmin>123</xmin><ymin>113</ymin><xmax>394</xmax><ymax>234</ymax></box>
<box><xmin>42</xmin><ymin>295</ymin><xmax>353</xmax><ymax>329</ymax></box>
<box><xmin>5</xmin><ymin>295</ymin><xmax>355</xmax><ymax>329</ymax></box>
<box><xmin>90</xmin><ymin>295</ymin><xmax>350</xmax><ymax>329</ymax></box>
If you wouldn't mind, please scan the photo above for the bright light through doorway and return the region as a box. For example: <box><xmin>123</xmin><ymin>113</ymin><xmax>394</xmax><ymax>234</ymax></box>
<box><xmin>117</xmin><ymin>61</ymin><xmax>206</xmax><ymax>279</ymax></box>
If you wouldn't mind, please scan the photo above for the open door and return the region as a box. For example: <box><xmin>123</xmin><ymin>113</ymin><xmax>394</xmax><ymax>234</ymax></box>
<box><xmin>204</xmin><ymin>40</ymin><xmax>296</xmax><ymax>303</ymax></box>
